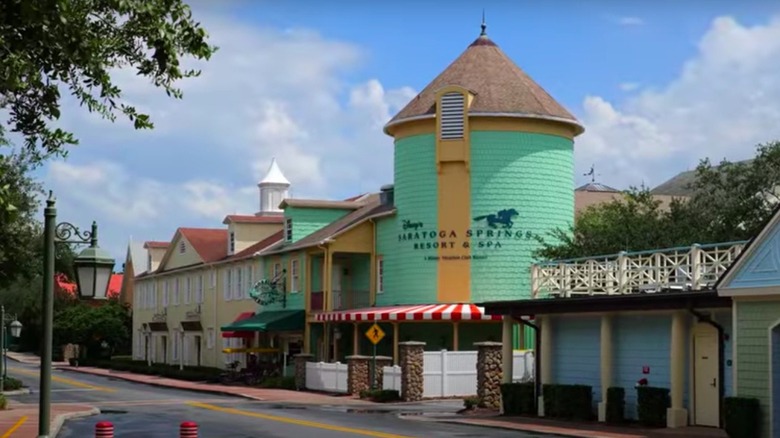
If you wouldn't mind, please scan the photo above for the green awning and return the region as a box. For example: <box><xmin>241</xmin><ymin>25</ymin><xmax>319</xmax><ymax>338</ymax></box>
<box><xmin>220</xmin><ymin>310</ymin><xmax>304</xmax><ymax>332</ymax></box>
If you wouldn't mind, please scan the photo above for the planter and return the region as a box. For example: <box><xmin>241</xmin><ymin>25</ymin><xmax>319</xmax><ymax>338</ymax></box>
<box><xmin>68</xmin><ymin>358</ymin><xmax>79</xmax><ymax>367</ymax></box>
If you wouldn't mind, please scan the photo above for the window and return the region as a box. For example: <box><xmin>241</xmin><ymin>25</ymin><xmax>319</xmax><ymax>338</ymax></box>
<box><xmin>172</xmin><ymin>334</ymin><xmax>179</xmax><ymax>361</ymax></box>
<box><xmin>179</xmin><ymin>241</ymin><xmax>186</xmax><ymax>253</ymax></box>
<box><xmin>377</xmin><ymin>257</ymin><xmax>384</xmax><ymax>294</ymax></box>
<box><xmin>196</xmin><ymin>275</ymin><xmax>204</xmax><ymax>304</ymax></box>
<box><xmin>210</xmin><ymin>270</ymin><xmax>216</xmax><ymax>288</ymax></box>
<box><xmin>207</xmin><ymin>328</ymin><xmax>215</xmax><ymax>349</ymax></box>
<box><xmin>162</xmin><ymin>281</ymin><xmax>169</xmax><ymax>307</ymax></box>
<box><xmin>147</xmin><ymin>253</ymin><xmax>152</xmax><ymax>271</ymax></box>
<box><xmin>284</xmin><ymin>218</ymin><xmax>293</xmax><ymax>241</ymax></box>
<box><xmin>229</xmin><ymin>231</ymin><xmax>235</xmax><ymax>254</ymax></box>
<box><xmin>185</xmin><ymin>277</ymin><xmax>191</xmax><ymax>304</ymax></box>
<box><xmin>173</xmin><ymin>278</ymin><xmax>180</xmax><ymax>305</ymax></box>
<box><xmin>245</xmin><ymin>266</ymin><xmax>252</xmax><ymax>297</ymax></box>
<box><xmin>290</xmin><ymin>259</ymin><xmax>300</xmax><ymax>293</ymax></box>
<box><xmin>223</xmin><ymin>269</ymin><xmax>231</xmax><ymax>301</ymax></box>
<box><xmin>152</xmin><ymin>282</ymin><xmax>158</xmax><ymax>309</ymax></box>
<box><xmin>273</xmin><ymin>262</ymin><xmax>281</xmax><ymax>279</ymax></box>
<box><xmin>236</xmin><ymin>267</ymin><xmax>243</xmax><ymax>300</ymax></box>
<box><xmin>439</xmin><ymin>92</ymin><xmax>465</xmax><ymax>139</ymax></box>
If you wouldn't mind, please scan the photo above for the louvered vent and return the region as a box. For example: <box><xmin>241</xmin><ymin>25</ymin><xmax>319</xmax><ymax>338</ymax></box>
<box><xmin>439</xmin><ymin>92</ymin><xmax>465</xmax><ymax>139</ymax></box>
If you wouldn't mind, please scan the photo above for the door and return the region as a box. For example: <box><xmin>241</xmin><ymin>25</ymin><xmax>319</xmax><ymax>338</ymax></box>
<box><xmin>332</xmin><ymin>264</ymin><xmax>342</xmax><ymax>310</ymax></box>
<box><xmin>693</xmin><ymin>323</ymin><xmax>720</xmax><ymax>426</ymax></box>
<box><xmin>194</xmin><ymin>336</ymin><xmax>202</xmax><ymax>367</ymax></box>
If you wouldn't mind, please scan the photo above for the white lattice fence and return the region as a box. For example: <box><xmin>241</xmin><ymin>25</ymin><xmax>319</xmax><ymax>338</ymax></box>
<box><xmin>305</xmin><ymin>361</ymin><xmax>348</xmax><ymax>393</ymax></box>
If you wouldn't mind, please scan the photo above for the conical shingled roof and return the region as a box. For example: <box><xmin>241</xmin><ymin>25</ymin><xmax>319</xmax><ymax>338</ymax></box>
<box><xmin>385</xmin><ymin>32</ymin><xmax>583</xmax><ymax>135</ymax></box>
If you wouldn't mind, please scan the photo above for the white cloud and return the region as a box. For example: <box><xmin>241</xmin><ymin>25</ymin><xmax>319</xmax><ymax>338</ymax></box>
<box><xmin>610</xmin><ymin>16</ymin><xmax>645</xmax><ymax>27</ymax></box>
<box><xmin>577</xmin><ymin>15</ymin><xmax>780</xmax><ymax>189</ymax></box>
<box><xmin>618</xmin><ymin>82</ymin><xmax>640</xmax><ymax>92</ymax></box>
<box><xmin>43</xmin><ymin>8</ymin><xmax>415</xmax><ymax>260</ymax></box>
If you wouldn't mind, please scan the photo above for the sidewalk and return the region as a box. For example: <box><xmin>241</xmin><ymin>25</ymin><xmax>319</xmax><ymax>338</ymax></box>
<box><xmin>0</xmin><ymin>400</ymin><xmax>98</xmax><ymax>437</ymax></box>
<box><xmin>56</xmin><ymin>365</ymin><xmax>374</xmax><ymax>405</ymax></box>
<box><xmin>430</xmin><ymin>415</ymin><xmax>728</xmax><ymax>438</ymax></box>
<box><xmin>6</xmin><ymin>351</ymin><xmax>67</xmax><ymax>366</ymax></box>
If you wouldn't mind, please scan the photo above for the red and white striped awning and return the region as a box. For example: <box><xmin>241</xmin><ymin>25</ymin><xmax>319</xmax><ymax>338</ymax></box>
<box><xmin>314</xmin><ymin>303</ymin><xmax>502</xmax><ymax>322</ymax></box>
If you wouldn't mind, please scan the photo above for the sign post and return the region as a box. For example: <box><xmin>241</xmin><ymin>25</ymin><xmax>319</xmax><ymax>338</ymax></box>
<box><xmin>364</xmin><ymin>323</ymin><xmax>386</xmax><ymax>390</ymax></box>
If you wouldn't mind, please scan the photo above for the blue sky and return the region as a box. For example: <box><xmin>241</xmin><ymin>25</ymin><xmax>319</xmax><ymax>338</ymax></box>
<box><xmin>31</xmin><ymin>0</ymin><xmax>780</xmax><ymax>263</ymax></box>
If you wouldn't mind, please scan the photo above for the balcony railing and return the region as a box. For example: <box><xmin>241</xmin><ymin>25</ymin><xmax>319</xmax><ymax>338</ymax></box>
<box><xmin>532</xmin><ymin>241</ymin><xmax>748</xmax><ymax>298</ymax></box>
<box><xmin>310</xmin><ymin>290</ymin><xmax>371</xmax><ymax>312</ymax></box>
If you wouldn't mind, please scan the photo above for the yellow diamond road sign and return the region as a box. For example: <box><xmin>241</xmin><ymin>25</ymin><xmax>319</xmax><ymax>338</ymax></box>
<box><xmin>365</xmin><ymin>323</ymin><xmax>385</xmax><ymax>345</ymax></box>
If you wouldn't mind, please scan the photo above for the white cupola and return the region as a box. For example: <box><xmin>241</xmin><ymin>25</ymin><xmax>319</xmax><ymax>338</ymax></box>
<box><xmin>257</xmin><ymin>158</ymin><xmax>290</xmax><ymax>215</ymax></box>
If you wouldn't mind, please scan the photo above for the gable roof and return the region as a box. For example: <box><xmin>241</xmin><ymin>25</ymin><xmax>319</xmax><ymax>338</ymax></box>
<box><xmin>126</xmin><ymin>240</ymin><xmax>147</xmax><ymax>275</ymax></box>
<box><xmin>222</xmin><ymin>214</ymin><xmax>284</xmax><ymax>225</ymax></box>
<box><xmin>179</xmin><ymin>228</ymin><xmax>228</xmax><ymax>263</ymax></box>
<box><xmin>385</xmin><ymin>30</ymin><xmax>582</xmax><ymax>135</ymax></box>
<box><xmin>651</xmin><ymin>159</ymin><xmax>753</xmax><ymax>197</ymax></box>
<box><xmin>279</xmin><ymin>198</ymin><xmax>363</xmax><ymax>210</ymax></box>
<box><xmin>715</xmin><ymin>203</ymin><xmax>780</xmax><ymax>290</ymax></box>
<box><xmin>144</xmin><ymin>241</ymin><xmax>169</xmax><ymax>249</ymax></box>
<box><xmin>229</xmin><ymin>230</ymin><xmax>285</xmax><ymax>260</ymax></box>
<box><xmin>266</xmin><ymin>194</ymin><xmax>395</xmax><ymax>255</ymax></box>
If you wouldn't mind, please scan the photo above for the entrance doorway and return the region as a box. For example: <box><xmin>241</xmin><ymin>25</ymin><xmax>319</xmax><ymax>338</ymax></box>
<box><xmin>332</xmin><ymin>264</ymin><xmax>343</xmax><ymax>310</ymax></box>
<box><xmin>194</xmin><ymin>335</ymin><xmax>202</xmax><ymax>367</ymax></box>
<box><xmin>693</xmin><ymin>323</ymin><xmax>720</xmax><ymax>427</ymax></box>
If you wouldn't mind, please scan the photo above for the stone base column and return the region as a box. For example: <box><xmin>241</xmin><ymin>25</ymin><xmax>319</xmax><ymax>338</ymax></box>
<box><xmin>374</xmin><ymin>356</ymin><xmax>393</xmax><ymax>389</ymax></box>
<box><xmin>399</xmin><ymin>341</ymin><xmax>425</xmax><ymax>402</ymax></box>
<box><xmin>475</xmin><ymin>341</ymin><xmax>503</xmax><ymax>409</ymax></box>
<box><xmin>347</xmin><ymin>355</ymin><xmax>370</xmax><ymax>395</ymax></box>
<box><xmin>293</xmin><ymin>353</ymin><xmax>314</xmax><ymax>391</ymax></box>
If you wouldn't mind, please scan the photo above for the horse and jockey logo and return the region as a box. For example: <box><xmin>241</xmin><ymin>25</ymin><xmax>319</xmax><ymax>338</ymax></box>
<box><xmin>472</xmin><ymin>208</ymin><xmax>519</xmax><ymax>229</ymax></box>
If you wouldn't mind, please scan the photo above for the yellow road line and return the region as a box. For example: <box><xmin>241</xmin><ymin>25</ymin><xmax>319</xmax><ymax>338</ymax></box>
<box><xmin>189</xmin><ymin>402</ymin><xmax>412</xmax><ymax>438</ymax></box>
<box><xmin>1</xmin><ymin>416</ymin><xmax>27</xmax><ymax>438</ymax></box>
<box><xmin>10</xmin><ymin>368</ymin><xmax>115</xmax><ymax>393</ymax></box>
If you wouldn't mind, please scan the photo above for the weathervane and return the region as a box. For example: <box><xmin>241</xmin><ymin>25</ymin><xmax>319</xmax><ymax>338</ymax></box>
<box><xmin>480</xmin><ymin>9</ymin><xmax>487</xmax><ymax>36</ymax></box>
<box><xmin>583</xmin><ymin>164</ymin><xmax>600</xmax><ymax>183</ymax></box>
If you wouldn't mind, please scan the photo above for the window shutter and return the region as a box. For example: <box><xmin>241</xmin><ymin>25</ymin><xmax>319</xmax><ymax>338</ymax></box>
<box><xmin>223</xmin><ymin>270</ymin><xmax>230</xmax><ymax>301</ymax></box>
<box><xmin>439</xmin><ymin>92</ymin><xmax>465</xmax><ymax>139</ymax></box>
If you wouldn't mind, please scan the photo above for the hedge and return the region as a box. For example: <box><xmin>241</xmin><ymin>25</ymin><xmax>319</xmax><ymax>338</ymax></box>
<box><xmin>500</xmin><ymin>382</ymin><xmax>535</xmax><ymax>416</ymax></box>
<box><xmin>605</xmin><ymin>387</ymin><xmax>625</xmax><ymax>424</ymax></box>
<box><xmin>82</xmin><ymin>357</ymin><xmax>223</xmax><ymax>382</ymax></box>
<box><xmin>636</xmin><ymin>386</ymin><xmax>670</xmax><ymax>427</ymax></box>
<box><xmin>542</xmin><ymin>384</ymin><xmax>593</xmax><ymax>421</ymax></box>
<box><xmin>724</xmin><ymin>397</ymin><xmax>760</xmax><ymax>438</ymax></box>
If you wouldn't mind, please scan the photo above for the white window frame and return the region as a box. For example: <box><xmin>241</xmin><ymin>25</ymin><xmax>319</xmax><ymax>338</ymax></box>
<box><xmin>207</xmin><ymin>328</ymin><xmax>215</xmax><ymax>349</ymax></box>
<box><xmin>273</xmin><ymin>262</ymin><xmax>281</xmax><ymax>279</ymax></box>
<box><xmin>229</xmin><ymin>231</ymin><xmax>235</xmax><ymax>254</ymax></box>
<box><xmin>377</xmin><ymin>257</ymin><xmax>384</xmax><ymax>294</ymax></box>
<box><xmin>210</xmin><ymin>270</ymin><xmax>216</xmax><ymax>288</ymax></box>
<box><xmin>236</xmin><ymin>267</ymin><xmax>243</xmax><ymax>300</ymax></box>
<box><xmin>185</xmin><ymin>277</ymin><xmax>192</xmax><ymax>304</ymax></box>
<box><xmin>196</xmin><ymin>275</ymin><xmax>204</xmax><ymax>304</ymax></box>
<box><xmin>172</xmin><ymin>334</ymin><xmax>179</xmax><ymax>361</ymax></box>
<box><xmin>223</xmin><ymin>269</ymin><xmax>231</xmax><ymax>301</ymax></box>
<box><xmin>173</xmin><ymin>278</ymin><xmax>180</xmax><ymax>305</ymax></box>
<box><xmin>162</xmin><ymin>281</ymin><xmax>169</xmax><ymax>308</ymax></box>
<box><xmin>179</xmin><ymin>241</ymin><xmax>186</xmax><ymax>253</ymax></box>
<box><xmin>284</xmin><ymin>218</ymin><xmax>293</xmax><ymax>241</ymax></box>
<box><xmin>290</xmin><ymin>259</ymin><xmax>300</xmax><ymax>293</ymax></box>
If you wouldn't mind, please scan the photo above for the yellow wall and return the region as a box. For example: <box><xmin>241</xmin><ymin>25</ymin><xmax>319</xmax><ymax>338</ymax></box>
<box><xmin>231</xmin><ymin>222</ymin><xmax>282</xmax><ymax>253</ymax></box>
<box><xmin>330</xmin><ymin>222</ymin><xmax>374</xmax><ymax>253</ymax></box>
<box><xmin>162</xmin><ymin>235</ymin><xmax>204</xmax><ymax>270</ymax></box>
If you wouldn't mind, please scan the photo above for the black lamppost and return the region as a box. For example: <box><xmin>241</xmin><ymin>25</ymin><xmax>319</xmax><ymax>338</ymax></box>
<box><xmin>39</xmin><ymin>191</ymin><xmax>115</xmax><ymax>438</ymax></box>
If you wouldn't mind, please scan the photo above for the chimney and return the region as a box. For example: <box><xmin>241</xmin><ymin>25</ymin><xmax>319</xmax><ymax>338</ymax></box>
<box><xmin>379</xmin><ymin>184</ymin><xmax>394</xmax><ymax>206</ymax></box>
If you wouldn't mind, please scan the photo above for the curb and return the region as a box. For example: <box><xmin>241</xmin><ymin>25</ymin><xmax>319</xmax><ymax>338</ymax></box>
<box><xmin>56</xmin><ymin>367</ymin><xmax>267</xmax><ymax>402</ymax></box>
<box><xmin>2</xmin><ymin>388</ymin><xmax>31</xmax><ymax>396</ymax></box>
<box><xmin>51</xmin><ymin>407</ymin><xmax>100</xmax><ymax>437</ymax></box>
<box><xmin>426</xmin><ymin>418</ymin><xmax>643</xmax><ymax>438</ymax></box>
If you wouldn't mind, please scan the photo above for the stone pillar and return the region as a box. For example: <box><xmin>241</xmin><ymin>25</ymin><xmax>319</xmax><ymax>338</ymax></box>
<box><xmin>667</xmin><ymin>312</ymin><xmax>688</xmax><ymax>428</ymax></box>
<box><xmin>293</xmin><ymin>353</ymin><xmax>314</xmax><ymax>391</ymax></box>
<box><xmin>475</xmin><ymin>341</ymin><xmax>503</xmax><ymax>409</ymax></box>
<box><xmin>374</xmin><ymin>356</ymin><xmax>393</xmax><ymax>389</ymax></box>
<box><xmin>399</xmin><ymin>341</ymin><xmax>425</xmax><ymax>402</ymax></box>
<box><xmin>347</xmin><ymin>355</ymin><xmax>370</xmax><ymax>395</ymax></box>
<box><xmin>598</xmin><ymin>314</ymin><xmax>614</xmax><ymax>422</ymax></box>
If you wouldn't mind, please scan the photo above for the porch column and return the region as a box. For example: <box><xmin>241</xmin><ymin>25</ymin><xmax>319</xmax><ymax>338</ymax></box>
<box><xmin>392</xmin><ymin>323</ymin><xmax>400</xmax><ymax>365</ymax></box>
<box><xmin>502</xmin><ymin>315</ymin><xmax>513</xmax><ymax>384</ymax></box>
<box><xmin>452</xmin><ymin>322</ymin><xmax>460</xmax><ymax>351</ymax></box>
<box><xmin>668</xmin><ymin>311</ymin><xmax>688</xmax><ymax>428</ymax></box>
<box><xmin>353</xmin><ymin>322</ymin><xmax>360</xmax><ymax>355</ymax></box>
<box><xmin>539</xmin><ymin>315</ymin><xmax>553</xmax><ymax>417</ymax></box>
<box><xmin>323</xmin><ymin>323</ymin><xmax>331</xmax><ymax>362</ymax></box>
<box><xmin>323</xmin><ymin>247</ymin><xmax>333</xmax><ymax>311</ymax></box>
<box><xmin>597</xmin><ymin>314</ymin><xmax>614</xmax><ymax>422</ymax></box>
<box><xmin>303</xmin><ymin>322</ymin><xmax>311</xmax><ymax>354</ymax></box>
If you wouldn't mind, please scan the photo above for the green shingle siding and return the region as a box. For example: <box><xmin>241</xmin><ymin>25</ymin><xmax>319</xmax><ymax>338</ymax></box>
<box><xmin>469</xmin><ymin>131</ymin><xmax>574</xmax><ymax>302</ymax></box>
<box><xmin>259</xmin><ymin>252</ymin><xmax>306</xmax><ymax>311</ymax></box>
<box><xmin>284</xmin><ymin>206</ymin><xmax>350</xmax><ymax>243</ymax></box>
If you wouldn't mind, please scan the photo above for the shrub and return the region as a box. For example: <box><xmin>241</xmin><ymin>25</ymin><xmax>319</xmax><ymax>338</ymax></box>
<box><xmin>463</xmin><ymin>396</ymin><xmax>482</xmax><ymax>409</ymax></box>
<box><xmin>542</xmin><ymin>384</ymin><xmax>593</xmax><ymax>421</ymax></box>
<box><xmin>500</xmin><ymin>382</ymin><xmax>535</xmax><ymax>416</ymax></box>
<box><xmin>636</xmin><ymin>386</ymin><xmax>670</xmax><ymax>427</ymax></box>
<box><xmin>724</xmin><ymin>397</ymin><xmax>760</xmax><ymax>438</ymax></box>
<box><xmin>0</xmin><ymin>395</ymin><xmax>7</xmax><ymax>410</ymax></box>
<box><xmin>83</xmin><ymin>357</ymin><xmax>222</xmax><ymax>382</ymax></box>
<box><xmin>2</xmin><ymin>377</ymin><xmax>23</xmax><ymax>391</ymax></box>
<box><xmin>260</xmin><ymin>376</ymin><xmax>296</xmax><ymax>390</ymax></box>
<box><xmin>359</xmin><ymin>389</ymin><xmax>400</xmax><ymax>403</ymax></box>
<box><xmin>605</xmin><ymin>387</ymin><xmax>625</xmax><ymax>424</ymax></box>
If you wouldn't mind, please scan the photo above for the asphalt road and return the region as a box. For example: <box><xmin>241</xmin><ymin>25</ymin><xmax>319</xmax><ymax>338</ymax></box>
<box><xmin>6</xmin><ymin>363</ymin><xmax>550</xmax><ymax>438</ymax></box>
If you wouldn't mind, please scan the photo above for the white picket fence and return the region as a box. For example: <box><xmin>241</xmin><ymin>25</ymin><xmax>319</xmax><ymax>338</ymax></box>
<box><xmin>382</xmin><ymin>349</ymin><xmax>535</xmax><ymax>398</ymax></box>
<box><xmin>305</xmin><ymin>361</ymin><xmax>348</xmax><ymax>393</ymax></box>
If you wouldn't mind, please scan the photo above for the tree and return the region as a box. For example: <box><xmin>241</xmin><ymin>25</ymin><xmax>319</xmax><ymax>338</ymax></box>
<box><xmin>53</xmin><ymin>299</ymin><xmax>131</xmax><ymax>359</ymax></box>
<box><xmin>0</xmin><ymin>0</ymin><xmax>217</xmax><ymax>165</ymax></box>
<box><xmin>535</xmin><ymin>141</ymin><xmax>780</xmax><ymax>261</ymax></box>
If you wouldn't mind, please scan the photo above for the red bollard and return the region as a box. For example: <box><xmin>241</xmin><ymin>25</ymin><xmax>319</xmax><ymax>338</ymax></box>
<box><xmin>180</xmin><ymin>421</ymin><xmax>198</xmax><ymax>438</ymax></box>
<box><xmin>95</xmin><ymin>421</ymin><xmax>114</xmax><ymax>438</ymax></box>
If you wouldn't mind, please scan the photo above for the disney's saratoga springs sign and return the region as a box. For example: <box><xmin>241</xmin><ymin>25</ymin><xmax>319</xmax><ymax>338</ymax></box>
<box><xmin>398</xmin><ymin>209</ymin><xmax>536</xmax><ymax>260</ymax></box>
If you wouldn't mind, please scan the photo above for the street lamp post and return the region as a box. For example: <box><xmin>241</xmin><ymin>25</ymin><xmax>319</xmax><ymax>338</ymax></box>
<box><xmin>40</xmin><ymin>191</ymin><xmax>115</xmax><ymax>438</ymax></box>
<box><xmin>0</xmin><ymin>306</ymin><xmax>22</xmax><ymax>392</ymax></box>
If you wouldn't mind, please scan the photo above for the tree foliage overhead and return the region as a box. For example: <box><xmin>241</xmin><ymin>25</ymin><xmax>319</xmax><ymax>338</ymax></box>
<box><xmin>535</xmin><ymin>141</ymin><xmax>780</xmax><ymax>261</ymax></box>
<box><xmin>0</xmin><ymin>0</ymin><xmax>217</xmax><ymax>162</ymax></box>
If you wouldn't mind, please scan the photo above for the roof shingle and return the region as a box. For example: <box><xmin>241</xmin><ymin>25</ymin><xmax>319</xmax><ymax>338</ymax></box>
<box><xmin>179</xmin><ymin>228</ymin><xmax>228</xmax><ymax>263</ymax></box>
